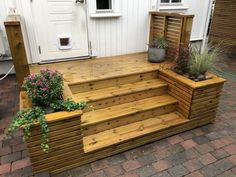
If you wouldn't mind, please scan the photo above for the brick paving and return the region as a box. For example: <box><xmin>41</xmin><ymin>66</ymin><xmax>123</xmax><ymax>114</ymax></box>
<box><xmin>0</xmin><ymin>58</ymin><xmax>236</xmax><ymax>177</ymax></box>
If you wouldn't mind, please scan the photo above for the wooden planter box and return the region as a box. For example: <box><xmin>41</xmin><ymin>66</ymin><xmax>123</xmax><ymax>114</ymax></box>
<box><xmin>159</xmin><ymin>69</ymin><xmax>226</xmax><ymax>121</ymax></box>
<box><xmin>19</xmin><ymin>83</ymin><xmax>83</xmax><ymax>174</ymax></box>
<box><xmin>20</xmin><ymin>73</ymin><xmax>225</xmax><ymax>174</ymax></box>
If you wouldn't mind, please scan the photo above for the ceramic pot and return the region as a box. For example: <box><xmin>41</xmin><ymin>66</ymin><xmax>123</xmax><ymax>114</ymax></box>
<box><xmin>148</xmin><ymin>48</ymin><xmax>166</xmax><ymax>63</ymax></box>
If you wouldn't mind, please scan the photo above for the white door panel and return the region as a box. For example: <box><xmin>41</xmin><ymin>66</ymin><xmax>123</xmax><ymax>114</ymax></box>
<box><xmin>31</xmin><ymin>0</ymin><xmax>89</xmax><ymax>62</ymax></box>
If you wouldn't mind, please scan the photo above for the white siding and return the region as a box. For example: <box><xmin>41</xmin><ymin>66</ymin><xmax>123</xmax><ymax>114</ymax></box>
<box><xmin>87</xmin><ymin>0</ymin><xmax>152</xmax><ymax>57</ymax></box>
<box><xmin>0</xmin><ymin>0</ymin><xmax>9</xmax><ymax>55</ymax></box>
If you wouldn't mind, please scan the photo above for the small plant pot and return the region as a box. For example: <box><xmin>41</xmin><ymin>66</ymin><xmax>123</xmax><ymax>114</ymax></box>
<box><xmin>148</xmin><ymin>48</ymin><xmax>166</xmax><ymax>63</ymax></box>
<box><xmin>42</xmin><ymin>106</ymin><xmax>55</xmax><ymax>114</ymax></box>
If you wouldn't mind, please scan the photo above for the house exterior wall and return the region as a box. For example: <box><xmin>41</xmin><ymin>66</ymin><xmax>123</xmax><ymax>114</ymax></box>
<box><xmin>87</xmin><ymin>0</ymin><xmax>153</xmax><ymax>57</ymax></box>
<box><xmin>0</xmin><ymin>0</ymin><xmax>211</xmax><ymax>65</ymax></box>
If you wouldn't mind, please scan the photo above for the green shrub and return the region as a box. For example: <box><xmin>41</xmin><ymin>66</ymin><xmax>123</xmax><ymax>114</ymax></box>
<box><xmin>149</xmin><ymin>37</ymin><xmax>168</xmax><ymax>49</ymax></box>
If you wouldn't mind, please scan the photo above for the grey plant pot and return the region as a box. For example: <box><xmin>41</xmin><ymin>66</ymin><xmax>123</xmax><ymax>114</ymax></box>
<box><xmin>148</xmin><ymin>48</ymin><xmax>166</xmax><ymax>63</ymax></box>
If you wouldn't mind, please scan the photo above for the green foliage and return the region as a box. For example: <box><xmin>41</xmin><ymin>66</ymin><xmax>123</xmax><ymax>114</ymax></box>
<box><xmin>8</xmin><ymin>69</ymin><xmax>87</xmax><ymax>153</ymax></box>
<box><xmin>189</xmin><ymin>47</ymin><xmax>219</xmax><ymax>77</ymax></box>
<box><xmin>149</xmin><ymin>37</ymin><xmax>168</xmax><ymax>49</ymax></box>
<box><xmin>50</xmin><ymin>99</ymin><xmax>87</xmax><ymax>111</ymax></box>
<box><xmin>7</xmin><ymin>107</ymin><xmax>49</xmax><ymax>152</ymax></box>
<box><xmin>22</xmin><ymin>69</ymin><xmax>63</xmax><ymax>107</ymax></box>
<box><xmin>174</xmin><ymin>44</ymin><xmax>191</xmax><ymax>74</ymax></box>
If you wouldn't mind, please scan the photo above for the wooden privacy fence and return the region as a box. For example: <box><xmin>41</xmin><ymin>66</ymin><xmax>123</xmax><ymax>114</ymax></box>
<box><xmin>209</xmin><ymin>0</ymin><xmax>236</xmax><ymax>53</ymax></box>
<box><xmin>149</xmin><ymin>12</ymin><xmax>194</xmax><ymax>59</ymax></box>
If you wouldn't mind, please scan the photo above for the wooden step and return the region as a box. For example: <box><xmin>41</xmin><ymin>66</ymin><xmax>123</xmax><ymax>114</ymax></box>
<box><xmin>69</xmin><ymin>70</ymin><xmax>158</xmax><ymax>94</ymax></box>
<box><xmin>74</xmin><ymin>79</ymin><xmax>168</xmax><ymax>111</ymax></box>
<box><xmin>83</xmin><ymin>112</ymin><xmax>188</xmax><ymax>153</ymax></box>
<box><xmin>81</xmin><ymin>95</ymin><xmax>178</xmax><ymax>136</ymax></box>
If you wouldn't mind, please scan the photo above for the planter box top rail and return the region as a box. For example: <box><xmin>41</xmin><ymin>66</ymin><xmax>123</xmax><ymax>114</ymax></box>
<box><xmin>149</xmin><ymin>11</ymin><xmax>194</xmax><ymax>18</ymax></box>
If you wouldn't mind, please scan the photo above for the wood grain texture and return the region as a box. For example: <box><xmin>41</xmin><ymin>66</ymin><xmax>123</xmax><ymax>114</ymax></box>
<box><xmin>4</xmin><ymin>15</ymin><xmax>30</xmax><ymax>87</ymax></box>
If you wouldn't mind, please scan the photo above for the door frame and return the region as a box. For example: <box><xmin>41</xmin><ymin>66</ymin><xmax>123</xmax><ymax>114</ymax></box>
<box><xmin>18</xmin><ymin>0</ymin><xmax>91</xmax><ymax>64</ymax></box>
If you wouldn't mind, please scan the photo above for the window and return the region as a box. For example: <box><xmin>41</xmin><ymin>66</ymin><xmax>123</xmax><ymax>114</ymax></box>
<box><xmin>161</xmin><ymin>0</ymin><xmax>182</xmax><ymax>4</ymax></box>
<box><xmin>96</xmin><ymin>0</ymin><xmax>112</xmax><ymax>10</ymax></box>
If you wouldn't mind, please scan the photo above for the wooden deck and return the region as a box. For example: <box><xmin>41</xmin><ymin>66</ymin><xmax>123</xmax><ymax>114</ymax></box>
<box><xmin>30</xmin><ymin>53</ymin><xmax>172</xmax><ymax>84</ymax></box>
<box><xmin>26</xmin><ymin>52</ymin><xmax>225</xmax><ymax>174</ymax></box>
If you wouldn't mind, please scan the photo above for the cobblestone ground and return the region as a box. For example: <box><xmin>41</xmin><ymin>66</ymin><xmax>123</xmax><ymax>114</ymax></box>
<box><xmin>0</xmin><ymin>57</ymin><xmax>236</xmax><ymax>177</ymax></box>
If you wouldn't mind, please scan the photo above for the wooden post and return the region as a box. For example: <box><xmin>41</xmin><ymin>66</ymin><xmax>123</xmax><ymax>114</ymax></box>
<box><xmin>4</xmin><ymin>15</ymin><xmax>30</xmax><ymax>87</ymax></box>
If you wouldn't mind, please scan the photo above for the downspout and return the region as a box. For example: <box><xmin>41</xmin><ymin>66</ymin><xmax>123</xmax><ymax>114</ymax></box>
<box><xmin>201</xmin><ymin>0</ymin><xmax>213</xmax><ymax>53</ymax></box>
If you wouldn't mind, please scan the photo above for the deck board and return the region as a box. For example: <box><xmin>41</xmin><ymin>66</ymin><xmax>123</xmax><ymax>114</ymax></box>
<box><xmin>30</xmin><ymin>53</ymin><xmax>172</xmax><ymax>85</ymax></box>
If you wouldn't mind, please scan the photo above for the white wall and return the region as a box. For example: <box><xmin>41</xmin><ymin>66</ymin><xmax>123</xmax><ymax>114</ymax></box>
<box><xmin>87</xmin><ymin>0</ymin><xmax>153</xmax><ymax>57</ymax></box>
<box><xmin>158</xmin><ymin>0</ymin><xmax>211</xmax><ymax>41</ymax></box>
<box><xmin>0</xmin><ymin>0</ymin><xmax>9</xmax><ymax>56</ymax></box>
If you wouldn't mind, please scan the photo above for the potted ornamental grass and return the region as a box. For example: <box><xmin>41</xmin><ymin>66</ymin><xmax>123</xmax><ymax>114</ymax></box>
<box><xmin>173</xmin><ymin>45</ymin><xmax>220</xmax><ymax>82</ymax></box>
<box><xmin>6</xmin><ymin>69</ymin><xmax>87</xmax><ymax>152</ymax></box>
<box><xmin>148</xmin><ymin>37</ymin><xmax>168</xmax><ymax>63</ymax></box>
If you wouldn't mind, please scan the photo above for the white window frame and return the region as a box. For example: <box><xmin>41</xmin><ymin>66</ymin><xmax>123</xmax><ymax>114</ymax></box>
<box><xmin>96</xmin><ymin>0</ymin><xmax>114</xmax><ymax>13</ymax></box>
<box><xmin>160</xmin><ymin>0</ymin><xmax>182</xmax><ymax>5</ymax></box>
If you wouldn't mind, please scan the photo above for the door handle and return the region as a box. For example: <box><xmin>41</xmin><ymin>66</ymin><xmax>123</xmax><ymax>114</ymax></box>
<box><xmin>75</xmin><ymin>0</ymin><xmax>84</xmax><ymax>3</ymax></box>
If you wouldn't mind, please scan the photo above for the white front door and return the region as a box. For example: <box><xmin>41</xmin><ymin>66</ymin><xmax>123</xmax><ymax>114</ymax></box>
<box><xmin>31</xmin><ymin>0</ymin><xmax>89</xmax><ymax>62</ymax></box>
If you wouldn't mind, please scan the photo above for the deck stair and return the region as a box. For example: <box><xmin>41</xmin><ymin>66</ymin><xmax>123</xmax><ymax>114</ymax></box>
<box><xmin>69</xmin><ymin>70</ymin><xmax>188</xmax><ymax>153</ymax></box>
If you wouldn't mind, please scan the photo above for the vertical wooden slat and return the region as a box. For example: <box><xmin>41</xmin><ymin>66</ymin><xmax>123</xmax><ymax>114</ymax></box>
<box><xmin>149</xmin><ymin>12</ymin><xmax>194</xmax><ymax>59</ymax></box>
<box><xmin>4</xmin><ymin>15</ymin><xmax>30</xmax><ymax>87</ymax></box>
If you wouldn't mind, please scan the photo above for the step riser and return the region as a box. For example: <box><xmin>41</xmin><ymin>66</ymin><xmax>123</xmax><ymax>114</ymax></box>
<box><xmin>83</xmin><ymin>86</ymin><xmax>167</xmax><ymax>112</ymax></box>
<box><xmin>70</xmin><ymin>71</ymin><xmax>158</xmax><ymax>94</ymax></box>
<box><xmin>82</xmin><ymin>103</ymin><xmax>177</xmax><ymax>136</ymax></box>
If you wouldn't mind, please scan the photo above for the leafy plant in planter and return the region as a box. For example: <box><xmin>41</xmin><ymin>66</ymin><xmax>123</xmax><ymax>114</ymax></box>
<box><xmin>7</xmin><ymin>69</ymin><xmax>87</xmax><ymax>152</ymax></box>
<box><xmin>148</xmin><ymin>37</ymin><xmax>168</xmax><ymax>63</ymax></box>
<box><xmin>174</xmin><ymin>44</ymin><xmax>191</xmax><ymax>75</ymax></box>
<box><xmin>189</xmin><ymin>47</ymin><xmax>219</xmax><ymax>81</ymax></box>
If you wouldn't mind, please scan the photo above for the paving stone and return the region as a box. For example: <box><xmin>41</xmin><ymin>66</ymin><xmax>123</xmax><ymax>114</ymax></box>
<box><xmin>195</xmin><ymin>143</ymin><xmax>214</xmax><ymax>155</ymax></box>
<box><xmin>151</xmin><ymin>171</ymin><xmax>171</xmax><ymax>177</ymax></box>
<box><xmin>35</xmin><ymin>172</ymin><xmax>51</xmax><ymax>177</ymax></box>
<box><xmin>181</xmin><ymin>139</ymin><xmax>197</xmax><ymax>150</ymax></box>
<box><xmin>200</xmin><ymin>164</ymin><xmax>222</xmax><ymax>177</ymax></box>
<box><xmin>152</xmin><ymin>160</ymin><xmax>172</xmax><ymax>172</ymax></box>
<box><xmin>167</xmin><ymin>144</ymin><xmax>185</xmax><ymax>155</ymax></box>
<box><xmin>119</xmin><ymin>171</ymin><xmax>139</xmax><ymax>177</ymax></box>
<box><xmin>21</xmin><ymin>166</ymin><xmax>33</xmax><ymax>177</ymax></box>
<box><xmin>213</xmin><ymin>158</ymin><xmax>234</xmax><ymax>172</ymax></box>
<box><xmin>104</xmin><ymin>164</ymin><xmax>124</xmax><ymax>177</ymax></box>
<box><xmin>199</xmin><ymin>153</ymin><xmax>217</xmax><ymax>165</ymax></box>
<box><xmin>136</xmin><ymin>165</ymin><xmax>157</xmax><ymax>177</ymax></box>
<box><xmin>184</xmin><ymin>171</ymin><xmax>204</xmax><ymax>177</ymax></box>
<box><xmin>91</xmin><ymin>159</ymin><xmax>109</xmax><ymax>171</ymax></box>
<box><xmin>167</xmin><ymin>152</ymin><xmax>187</xmax><ymax>166</ymax></box>
<box><xmin>227</xmin><ymin>154</ymin><xmax>236</xmax><ymax>165</ymax></box>
<box><xmin>137</xmin><ymin>153</ymin><xmax>156</xmax><ymax>166</ymax></box>
<box><xmin>216</xmin><ymin>170</ymin><xmax>236</xmax><ymax>177</ymax></box>
<box><xmin>223</xmin><ymin>143</ymin><xmax>236</xmax><ymax>155</ymax></box>
<box><xmin>122</xmin><ymin>160</ymin><xmax>141</xmax><ymax>172</ymax></box>
<box><xmin>179</xmin><ymin>131</ymin><xmax>195</xmax><ymax>140</ymax></box>
<box><xmin>211</xmin><ymin>149</ymin><xmax>230</xmax><ymax>159</ymax></box>
<box><xmin>0</xmin><ymin>163</ymin><xmax>11</xmax><ymax>175</ymax></box>
<box><xmin>184</xmin><ymin>148</ymin><xmax>200</xmax><ymax>160</ymax></box>
<box><xmin>107</xmin><ymin>154</ymin><xmax>126</xmax><ymax>165</ymax></box>
<box><xmin>167</xmin><ymin>135</ymin><xmax>184</xmax><ymax>145</ymax></box>
<box><xmin>1</xmin><ymin>151</ymin><xmax>21</xmax><ymax>164</ymax></box>
<box><xmin>85</xmin><ymin>170</ymin><xmax>106</xmax><ymax>177</ymax></box>
<box><xmin>192</xmin><ymin>135</ymin><xmax>210</xmax><ymax>144</ymax></box>
<box><xmin>11</xmin><ymin>158</ymin><xmax>31</xmax><ymax>172</ymax></box>
<box><xmin>153</xmin><ymin>148</ymin><xmax>171</xmax><ymax>160</ymax></box>
<box><xmin>167</xmin><ymin>164</ymin><xmax>189</xmax><ymax>177</ymax></box>
<box><xmin>0</xmin><ymin>146</ymin><xmax>11</xmax><ymax>156</ymax></box>
<box><xmin>69</xmin><ymin>164</ymin><xmax>92</xmax><ymax>177</ymax></box>
<box><xmin>183</xmin><ymin>159</ymin><xmax>203</xmax><ymax>172</ymax></box>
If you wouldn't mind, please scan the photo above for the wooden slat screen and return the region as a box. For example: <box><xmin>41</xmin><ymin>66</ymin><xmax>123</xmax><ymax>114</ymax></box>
<box><xmin>209</xmin><ymin>0</ymin><xmax>236</xmax><ymax>53</ymax></box>
<box><xmin>149</xmin><ymin>12</ymin><xmax>194</xmax><ymax>59</ymax></box>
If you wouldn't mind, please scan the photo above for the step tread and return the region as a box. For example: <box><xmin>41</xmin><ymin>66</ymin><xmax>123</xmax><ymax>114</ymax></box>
<box><xmin>74</xmin><ymin>79</ymin><xmax>167</xmax><ymax>102</ymax></box>
<box><xmin>81</xmin><ymin>94</ymin><xmax>178</xmax><ymax>126</ymax></box>
<box><xmin>83</xmin><ymin>112</ymin><xmax>188</xmax><ymax>153</ymax></box>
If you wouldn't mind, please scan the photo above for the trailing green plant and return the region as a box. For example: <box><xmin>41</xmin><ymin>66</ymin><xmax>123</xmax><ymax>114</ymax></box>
<box><xmin>174</xmin><ymin>44</ymin><xmax>191</xmax><ymax>74</ymax></box>
<box><xmin>149</xmin><ymin>37</ymin><xmax>168</xmax><ymax>49</ymax></box>
<box><xmin>7</xmin><ymin>107</ymin><xmax>49</xmax><ymax>152</ymax></box>
<box><xmin>189</xmin><ymin>46</ymin><xmax>220</xmax><ymax>77</ymax></box>
<box><xmin>7</xmin><ymin>69</ymin><xmax>87</xmax><ymax>152</ymax></box>
<box><xmin>50</xmin><ymin>99</ymin><xmax>87</xmax><ymax>111</ymax></box>
<box><xmin>22</xmin><ymin>69</ymin><xmax>63</xmax><ymax>107</ymax></box>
